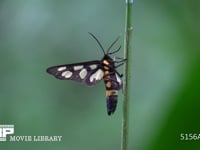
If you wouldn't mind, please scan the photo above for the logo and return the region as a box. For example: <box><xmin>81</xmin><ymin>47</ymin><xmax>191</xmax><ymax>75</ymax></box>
<box><xmin>0</xmin><ymin>124</ymin><xmax>62</xmax><ymax>142</ymax></box>
<box><xmin>0</xmin><ymin>125</ymin><xmax>14</xmax><ymax>141</ymax></box>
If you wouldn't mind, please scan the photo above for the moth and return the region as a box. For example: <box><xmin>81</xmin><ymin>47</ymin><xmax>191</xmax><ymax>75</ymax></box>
<box><xmin>46</xmin><ymin>33</ymin><xmax>125</xmax><ymax>115</ymax></box>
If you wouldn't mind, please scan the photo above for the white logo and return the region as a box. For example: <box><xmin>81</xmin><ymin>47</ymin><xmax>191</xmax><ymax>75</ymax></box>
<box><xmin>0</xmin><ymin>125</ymin><xmax>14</xmax><ymax>141</ymax></box>
<box><xmin>0</xmin><ymin>124</ymin><xmax>62</xmax><ymax>142</ymax></box>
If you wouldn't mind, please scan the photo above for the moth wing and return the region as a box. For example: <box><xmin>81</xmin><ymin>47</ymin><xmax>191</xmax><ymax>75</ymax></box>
<box><xmin>114</xmin><ymin>72</ymin><xmax>123</xmax><ymax>90</ymax></box>
<box><xmin>46</xmin><ymin>60</ymin><xmax>104</xmax><ymax>86</ymax></box>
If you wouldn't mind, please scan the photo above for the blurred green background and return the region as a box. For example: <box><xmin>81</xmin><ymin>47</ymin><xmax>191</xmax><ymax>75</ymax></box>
<box><xmin>0</xmin><ymin>0</ymin><xmax>200</xmax><ymax>150</ymax></box>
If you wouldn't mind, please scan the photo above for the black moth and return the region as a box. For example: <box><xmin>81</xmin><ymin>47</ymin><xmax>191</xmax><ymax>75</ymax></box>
<box><xmin>46</xmin><ymin>33</ymin><xmax>125</xmax><ymax>115</ymax></box>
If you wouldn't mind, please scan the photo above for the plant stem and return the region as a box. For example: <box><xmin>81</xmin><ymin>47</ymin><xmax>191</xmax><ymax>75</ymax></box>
<box><xmin>121</xmin><ymin>1</ymin><xmax>133</xmax><ymax>150</ymax></box>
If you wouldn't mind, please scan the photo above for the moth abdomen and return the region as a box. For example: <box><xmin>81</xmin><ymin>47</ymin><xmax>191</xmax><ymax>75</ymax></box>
<box><xmin>106</xmin><ymin>94</ymin><xmax>118</xmax><ymax>115</ymax></box>
<box><xmin>106</xmin><ymin>90</ymin><xmax>118</xmax><ymax>115</ymax></box>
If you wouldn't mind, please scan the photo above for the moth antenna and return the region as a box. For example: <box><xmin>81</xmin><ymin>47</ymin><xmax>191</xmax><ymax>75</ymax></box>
<box><xmin>88</xmin><ymin>32</ymin><xmax>106</xmax><ymax>55</ymax></box>
<box><xmin>107</xmin><ymin>45</ymin><xmax>121</xmax><ymax>55</ymax></box>
<box><xmin>107</xmin><ymin>34</ymin><xmax>121</xmax><ymax>54</ymax></box>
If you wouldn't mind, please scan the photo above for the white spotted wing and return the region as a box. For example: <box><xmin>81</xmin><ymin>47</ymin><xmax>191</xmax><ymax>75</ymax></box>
<box><xmin>46</xmin><ymin>61</ymin><xmax>104</xmax><ymax>86</ymax></box>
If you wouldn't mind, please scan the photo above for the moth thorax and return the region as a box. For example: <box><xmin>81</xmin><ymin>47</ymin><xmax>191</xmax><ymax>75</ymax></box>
<box><xmin>104</xmin><ymin>71</ymin><xmax>111</xmax><ymax>81</ymax></box>
<box><xmin>103</xmin><ymin>66</ymin><xmax>110</xmax><ymax>70</ymax></box>
<box><xmin>103</xmin><ymin>60</ymin><xmax>110</xmax><ymax>65</ymax></box>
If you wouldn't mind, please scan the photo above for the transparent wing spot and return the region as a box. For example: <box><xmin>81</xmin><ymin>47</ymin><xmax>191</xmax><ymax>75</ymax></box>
<box><xmin>79</xmin><ymin>69</ymin><xmax>87</xmax><ymax>79</ymax></box>
<box><xmin>89</xmin><ymin>64</ymin><xmax>98</xmax><ymax>70</ymax></box>
<box><xmin>61</xmin><ymin>71</ymin><xmax>73</xmax><ymax>78</ymax></box>
<box><xmin>57</xmin><ymin>66</ymin><xmax>67</xmax><ymax>71</ymax></box>
<box><xmin>74</xmin><ymin>65</ymin><xmax>84</xmax><ymax>71</ymax></box>
<box><xmin>115</xmin><ymin>73</ymin><xmax>122</xmax><ymax>85</ymax></box>
<box><xmin>90</xmin><ymin>69</ymin><xmax>104</xmax><ymax>83</ymax></box>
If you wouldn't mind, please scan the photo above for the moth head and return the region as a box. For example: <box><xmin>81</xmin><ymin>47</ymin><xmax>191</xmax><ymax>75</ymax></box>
<box><xmin>102</xmin><ymin>54</ymin><xmax>114</xmax><ymax>63</ymax></box>
<box><xmin>101</xmin><ymin>55</ymin><xmax>117</xmax><ymax>68</ymax></box>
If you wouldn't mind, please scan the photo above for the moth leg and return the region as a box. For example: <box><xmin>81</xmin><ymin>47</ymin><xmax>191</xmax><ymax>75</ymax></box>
<box><xmin>114</xmin><ymin>58</ymin><xmax>127</xmax><ymax>63</ymax></box>
<box><xmin>115</xmin><ymin>62</ymin><xmax>124</xmax><ymax>68</ymax></box>
<box><xmin>119</xmin><ymin>74</ymin><xmax>123</xmax><ymax>77</ymax></box>
<box><xmin>104</xmin><ymin>70</ymin><xmax>123</xmax><ymax>78</ymax></box>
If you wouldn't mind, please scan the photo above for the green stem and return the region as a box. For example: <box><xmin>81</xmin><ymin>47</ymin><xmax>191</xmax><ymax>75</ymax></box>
<box><xmin>121</xmin><ymin>1</ymin><xmax>133</xmax><ymax>150</ymax></box>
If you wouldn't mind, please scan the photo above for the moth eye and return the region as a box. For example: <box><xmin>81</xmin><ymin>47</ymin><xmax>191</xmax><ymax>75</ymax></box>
<box><xmin>79</xmin><ymin>69</ymin><xmax>87</xmax><ymax>79</ymax></box>
<box><xmin>62</xmin><ymin>71</ymin><xmax>73</xmax><ymax>78</ymax></box>
<box><xmin>57</xmin><ymin>66</ymin><xmax>66</xmax><ymax>71</ymax></box>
